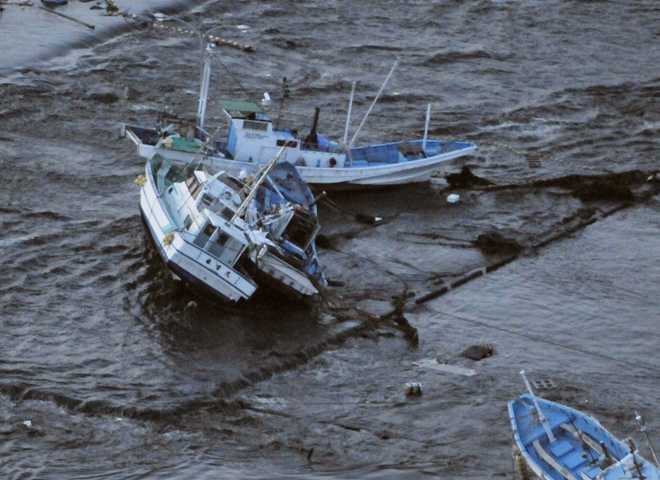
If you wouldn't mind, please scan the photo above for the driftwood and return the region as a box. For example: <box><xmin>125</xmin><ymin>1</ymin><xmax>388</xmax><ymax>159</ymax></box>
<box><xmin>38</xmin><ymin>6</ymin><xmax>95</xmax><ymax>30</ymax></box>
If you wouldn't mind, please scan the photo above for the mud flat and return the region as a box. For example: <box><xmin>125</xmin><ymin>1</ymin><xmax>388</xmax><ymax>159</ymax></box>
<box><xmin>0</xmin><ymin>0</ymin><xmax>200</xmax><ymax>72</ymax></box>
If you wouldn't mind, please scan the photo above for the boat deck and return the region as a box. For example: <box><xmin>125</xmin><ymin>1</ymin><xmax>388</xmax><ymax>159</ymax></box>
<box><xmin>349</xmin><ymin>139</ymin><xmax>473</xmax><ymax>166</ymax></box>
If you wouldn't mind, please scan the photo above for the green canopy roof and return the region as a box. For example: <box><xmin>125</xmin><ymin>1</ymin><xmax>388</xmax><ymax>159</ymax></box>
<box><xmin>220</xmin><ymin>99</ymin><xmax>262</xmax><ymax>115</ymax></box>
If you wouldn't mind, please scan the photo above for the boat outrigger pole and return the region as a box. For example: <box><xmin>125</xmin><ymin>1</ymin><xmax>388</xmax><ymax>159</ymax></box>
<box><xmin>348</xmin><ymin>58</ymin><xmax>399</xmax><ymax>149</ymax></box>
<box><xmin>636</xmin><ymin>412</ymin><xmax>660</xmax><ymax>467</ymax></box>
<box><xmin>520</xmin><ymin>370</ymin><xmax>556</xmax><ymax>443</ymax></box>
<box><xmin>422</xmin><ymin>103</ymin><xmax>431</xmax><ymax>153</ymax></box>
<box><xmin>343</xmin><ymin>81</ymin><xmax>356</xmax><ymax>145</ymax></box>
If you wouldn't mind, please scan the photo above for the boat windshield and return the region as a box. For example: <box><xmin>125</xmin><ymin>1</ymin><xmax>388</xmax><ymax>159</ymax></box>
<box><xmin>194</xmin><ymin>222</ymin><xmax>246</xmax><ymax>267</ymax></box>
<box><xmin>208</xmin><ymin>230</ymin><xmax>245</xmax><ymax>266</ymax></box>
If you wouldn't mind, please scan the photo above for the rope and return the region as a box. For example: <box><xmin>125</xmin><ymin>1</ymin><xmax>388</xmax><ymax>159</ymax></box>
<box><xmin>214</xmin><ymin>57</ymin><xmax>258</xmax><ymax>101</ymax></box>
<box><xmin>432</xmin><ymin>311</ymin><xmax>660</xmax><ymax>376</ymax></box>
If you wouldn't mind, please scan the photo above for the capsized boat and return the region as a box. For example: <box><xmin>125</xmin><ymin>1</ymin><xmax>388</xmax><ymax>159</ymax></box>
<box><xmin>138</xmin><ymin>149</ymin><xmax>324</xmax><ymax>302</ymax></box>
<box><xmin>121</xmin><ymin>41</ymin><xmax>476</xmax><ymax>188</ymax></box>
<box><xmin>509</xmin><ymin>372</ymin><xmax>659</xmax><ymax>480</ymax></box>
<box><xmin>139</xmin><ymin>154</ymin><xmax>257</xmax><ymax>302</ymax></box>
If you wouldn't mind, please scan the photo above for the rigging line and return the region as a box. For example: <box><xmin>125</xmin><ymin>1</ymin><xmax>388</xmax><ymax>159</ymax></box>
<box><xmin>214</xmin><ymin>57</ymin><xmax>258</xmax><ymax>101</ymax></box>
<box><xmin>430</xmin><ymin>310</ymin><xmax>660</xmax><ymax>376</ymax></box>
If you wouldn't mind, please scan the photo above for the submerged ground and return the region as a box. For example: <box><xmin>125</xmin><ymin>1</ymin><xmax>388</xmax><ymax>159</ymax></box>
<box><xmin>0</xmin><ymin>0</ymin><xmax>658</xmax><ymax>478</ymax></box>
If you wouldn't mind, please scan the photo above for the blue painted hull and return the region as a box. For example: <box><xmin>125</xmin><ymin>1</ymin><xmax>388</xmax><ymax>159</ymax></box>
<box><xmin>509</xmin><ymin>394</ymin><xmax>658</xmax><ymax>480</ymax></box>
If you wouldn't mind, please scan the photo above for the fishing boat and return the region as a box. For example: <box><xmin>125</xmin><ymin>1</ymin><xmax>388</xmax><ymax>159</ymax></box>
<box><xmin>121</xmin><ymin>24</ymin><xmax>476</xmax><ymax>188</ymax></box>
<box><xmin>138</xmin><ymin>147</ymin><xmax>324</xmax><ymax>302</ymax></box>
<box><xmin>509</xmin><ymin>371</ymin><xmax>659</xmax><ymax>480</ymax></box>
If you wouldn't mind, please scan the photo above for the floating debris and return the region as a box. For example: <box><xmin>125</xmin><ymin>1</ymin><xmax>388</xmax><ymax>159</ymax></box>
<box><xmin>445</xmin><ymin>166</ymin><xmax>493</xmax><ymax>189</ymax></box>
<box><xmin>474</xmin><ymin>231</ymin><xmax>522</xmax><ymax>254</ymax></box>
<box><xmin>461</xmin><ymin>343</ymin><xmax>495</xmax><ymax>361</ymax></box>
<box><xmin>404</xmin><ymin>382</ymin><xmax>423</xmax><ymax>396</ymax></box>
<box><xmin>38</xmin><ymin>5</ymin><xmax>95</xmax><ymax>29</ymax></box>
<box><xmin>412</xmin><ymin>358</ymin><xmax>476</xmax><ymax>377</ymax></box>
<box><xmin>446</xmin><ymin>193</ymin><xmax>460</xmax><ymax>204</ymax></box>
<box><xmin>105</xmin><ymin>0</ymin><xmax>119</xmax><ymax>15</ymax></box>
<box><xmin>531</xmin><ymin>378</ymin><xmax>557</xmax><ymax>391</ymax></box>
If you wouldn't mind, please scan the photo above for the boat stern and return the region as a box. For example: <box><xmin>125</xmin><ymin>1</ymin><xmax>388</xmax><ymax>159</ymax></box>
<box><xmin>121</xmin><ymin>123</ymin><xmax>159</xmax><ymax>160</ymax></box>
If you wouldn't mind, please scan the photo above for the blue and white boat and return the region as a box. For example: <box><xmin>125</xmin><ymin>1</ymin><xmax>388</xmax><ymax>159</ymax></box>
<box><xmin>509</xmin><ymin>372</ymin><xmax>659</xmax><ymax>480</ymax></box>
<box><xmin>122</xmin><ymin>34</ymin><xmax>476</xmax><ymax>188</ymax></box>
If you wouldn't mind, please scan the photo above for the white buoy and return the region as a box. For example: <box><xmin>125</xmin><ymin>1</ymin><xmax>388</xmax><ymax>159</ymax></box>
<box><xmin>261</xmin><ymin>92</ymin><xmax>272</xmax><ymax>108</ymax></box>
<box><xmin>447</xmin><ymin>193</ymin><xmax>460</xmax><ymax>204</ymax></box>
<box><xmin>23</xmin><ymin>420</ymin><xmax>32</xmax><ymax>428</ymax></box>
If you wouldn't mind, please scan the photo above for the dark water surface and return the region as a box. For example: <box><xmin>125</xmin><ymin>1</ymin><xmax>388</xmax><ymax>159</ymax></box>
<box><xmin>0</xmin><ymin>0</ymin><xmax>658</xmax><ymax>478</ymax></box>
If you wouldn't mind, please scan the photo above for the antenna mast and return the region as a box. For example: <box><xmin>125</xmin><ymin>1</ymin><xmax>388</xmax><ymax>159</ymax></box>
<box><xmin>275</xmin><ymin>77</ymin><xmax>290</xmax><ymax>130</ymax></box>
<box><xmin>196</xmin><ymin>44</ymin><xmax>212</xmax><ymax>130</ymax></box>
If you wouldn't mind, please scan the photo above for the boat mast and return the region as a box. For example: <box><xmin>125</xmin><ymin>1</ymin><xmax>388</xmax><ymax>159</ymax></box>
<box><xmin>343</xmin><ymin>81</ymin><xmax>356</xmax><ymax>145</ymax></box>
<box><xmin>422</xmin><ymin>103</ymin><xmax>431</xmax><ymax>153</ymax></box>
<box><xmin>197</xmin><ymin>44</ymin><xmax>212</xmax><ymax>131</ymax></box>
<box><xmin>275</xmin><ymin>77</ymin><xmax>290</xmax><ymax>130</ymax></box>
<box><xmin>231</xmin><ymin>145</ymin><xmax>287</xmax><ymax>223</ymax></box>
<box><xmin>520</xmin><ymin>370</ymin><xmax>556</xmax><ymax>443</ymax></box>
<box><xmin>152</xmin><ymin>14</ymin><xmax>229</xmax><ymax>134</ymax></box>
<box><xmin>348</xmin><ymin>58</ymin><xmax>399</xmax><ymax>149</ymax></box>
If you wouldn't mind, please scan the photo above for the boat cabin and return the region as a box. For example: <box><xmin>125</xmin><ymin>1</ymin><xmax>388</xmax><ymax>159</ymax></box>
<box><xmin>219</xmin><ymin>100</ymin><xmax>347</xmax><ymax>169</ymax></box>
<box><xmin>152</xmin><ymin>157</ymin><xmax>251</xmax><ymax>269</ymax></box>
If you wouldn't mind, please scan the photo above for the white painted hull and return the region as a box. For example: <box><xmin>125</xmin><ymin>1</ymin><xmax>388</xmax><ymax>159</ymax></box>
<box><xmin>140</xmin><ymin>164</ymin><xmax>257</xmax><ymax>302</ymax></box>
<box><xmin>126</xmin><ymin>130</ymin><xmax>475</xmax><ymax>188</ymax></box>
<box><xmin>139</xmin><ymin>145</ymin><xmax>474</xmax><ymax>187</ymax></box>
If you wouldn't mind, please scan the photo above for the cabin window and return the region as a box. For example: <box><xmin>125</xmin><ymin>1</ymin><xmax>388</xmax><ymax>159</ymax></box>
<box><xmin>193</xmin><ymin>223</ymin><xmax>215</xmax><ymax>248</ymax></box>
<box><xmin>207</xmin><ymin>232</ymin><xmax>244</xmax><ymax>266</ymax></box>
<box><xmin>201</xmin><ymin>193</ymin><xmax>214</xmax><ymax>207</ymax></box>
<box><xmin>220</xmin><ymin>207</ymin><xmax>234</xmax><ymax>220</ymax></box>
<box><xmin>183</xmin><ymin>215</ymin><xmax>193</xmax><ymax>230</ymax></box>
<box><xmin>276</xmin><ymin>139</ymin><xmax>298</xmax><ymax>148</ymax></box>
<box><xmin>243</xmin><ymin>120</ymin><xmax>268</xmax><ymax>132</ymax></box>
<box><xmin>216</xmin><ymin>232</ymin><xmax>230</xmax><ymax>247</ymax></box>
<box><xmin>186</xmin><ymin>176</ymin><xmax>203</xmax><ymax>199</ymax></box>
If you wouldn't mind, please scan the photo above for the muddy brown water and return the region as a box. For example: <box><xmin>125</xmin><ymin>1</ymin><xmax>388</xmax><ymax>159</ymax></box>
<box><xmin>0</xmin><ymin>0</ymin><xmax>659</xmax><ymax>478</ymax></box>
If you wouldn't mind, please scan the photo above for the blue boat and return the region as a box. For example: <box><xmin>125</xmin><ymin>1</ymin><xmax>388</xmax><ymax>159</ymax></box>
<box><xmin>509</xmin><ymin>373</ymin><xmax>659</xmax><ymax>480</ymax></box>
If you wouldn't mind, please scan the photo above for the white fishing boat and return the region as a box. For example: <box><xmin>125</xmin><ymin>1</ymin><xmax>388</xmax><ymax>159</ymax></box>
<box><xmin>138</xmin><ymin>147</ymin><xmax>324</xmax><ymax>302</ymax></box>
<box><xmin>139</xmin><ymin>154</ymin><xmax>257</xmax><ymax>302</ymax></box>
<box><xmin>121</xmin><ymin>21</ymin><xmax>476</xmax><ymax>188</ymax></box>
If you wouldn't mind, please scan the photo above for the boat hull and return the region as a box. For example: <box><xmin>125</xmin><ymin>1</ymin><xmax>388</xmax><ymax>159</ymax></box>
<box><xmin>148</xmin><ymin>147</ymin><xmax>473</xmax><ymax>187</ymax></box>
<box><xmin>122</xmin><ymin>125</ymin><xmax>475</xmax><ymax>188</ymax></box>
